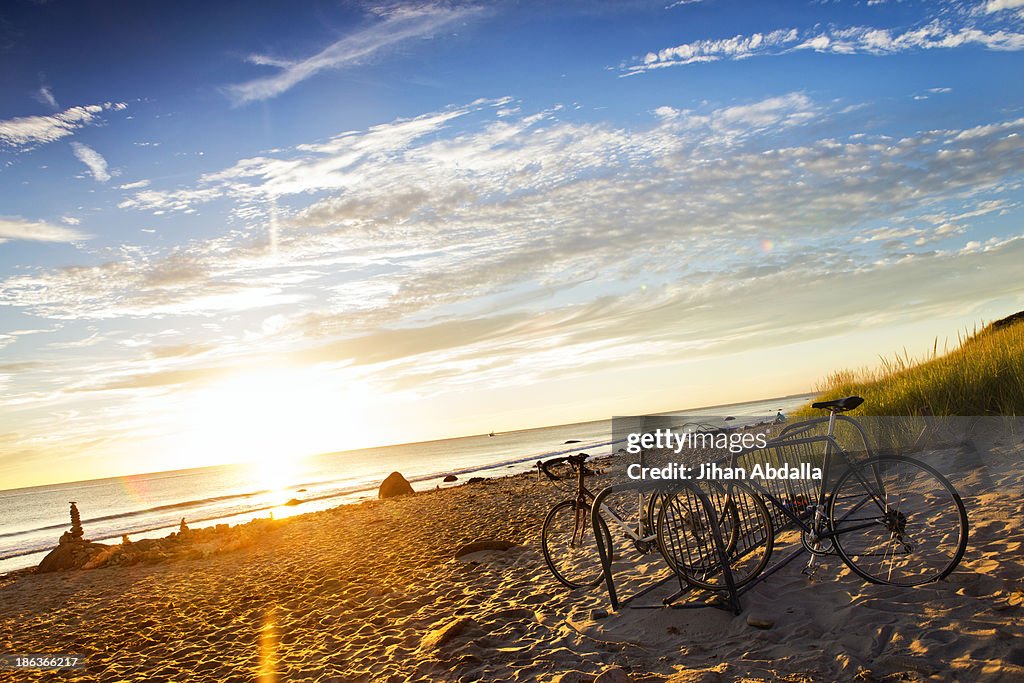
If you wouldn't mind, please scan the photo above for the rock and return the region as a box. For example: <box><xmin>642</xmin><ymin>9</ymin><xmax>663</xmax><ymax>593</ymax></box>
<box><xmin>36</xmin><ymin>541</ymin><xmax>110</xmax><ymax>573</ymax></box>
<box><xmin>454</xmin><ymin>540</ymin><xmax>517</xmax><ymax>559</ymax></box>
<box><xmin>443</xmin><ymin>474</ymin><xmax>458</xmax><ymax>482</ymax></box>
<box><xmin>468</xmin><ymin>477</ymin><xmax>485</xmax><ymax>484</ymax></box>
<box><xmin>421</xmin><ymin>617</ymin><xmax>472</xmax><ymax>650</ymax></box>
<box><xmin>564</xmin><ymin>439</ymin><xmax>582</xmax><ymax>444</ymax></box>
<box><xmin>589</xmin><ymin>608</ymin><xmax>609</xmax><ymax>620</ymax></box>
<box><xmin>746</xmin><ymin>613</ymin><xmax>775</xmax><ymax>629</ymax></box>
<box><xmin>595</xmin><ymin>667</ymin><xmax>631</xmax><ymax>683</ymax></box>
<box><xmin>283</xmin><ymin>498</ymin><xmax>301</xmax><ymax>506</ymax></box>
<box><xmin>68</xmin><ymin>502</ymin><xmax>84</xmax><ymax>540</ymax></box>
<box><xmin>378</xmin><ymin>471</ymin><xmax>414</xmax><ymax>499</ymax></box>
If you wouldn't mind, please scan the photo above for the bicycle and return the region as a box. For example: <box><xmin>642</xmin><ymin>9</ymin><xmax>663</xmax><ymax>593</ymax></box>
<box><xmin>658</xmin><ymin>396</ymin><xmax>969</xmax><ymax>589</ymax></box>
<box><xmin>538</xmin><ymin>452</ymin><xmax>768</xmax><ymax>589</ymax></box>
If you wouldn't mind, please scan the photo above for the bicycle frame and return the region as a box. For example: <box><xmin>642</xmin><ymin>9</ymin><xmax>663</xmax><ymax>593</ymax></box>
<box><xmin>724</xmin><ymin>412</ymin><xmax>888</xmax><ymax>549</ymax></box>
<box><xmin>568</xmin><ymin>460</ymin><xmax>657</xmax><ymax>546</ymax></box>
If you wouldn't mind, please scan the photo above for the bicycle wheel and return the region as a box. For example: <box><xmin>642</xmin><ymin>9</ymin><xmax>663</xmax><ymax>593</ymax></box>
<box><xmin>541</xmin><ymin>499</ymin><xmax>613</xmax><ymax>589</ymax></box>
<box><xmin>657</xmin><ymin>481</ymin><xmax>773</xmax><ymax>591</ymax></box>
<box><xmin>829</xmin><ymin>455</ymin><xmax>968</xmax><ymax>586</ymax></box>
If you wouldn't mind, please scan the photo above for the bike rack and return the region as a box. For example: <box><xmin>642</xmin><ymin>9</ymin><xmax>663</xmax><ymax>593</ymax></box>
<box><xmin>591</xmin><ymin>480</ymin><xmax>742</xmax><ymax>615</ymax></box>
<box><xmin>590</xmin><ymin>429</ymin><xmax>858</xmax><ymax>613</ymax></box>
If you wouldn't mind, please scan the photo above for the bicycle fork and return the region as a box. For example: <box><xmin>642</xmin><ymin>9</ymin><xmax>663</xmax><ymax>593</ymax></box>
<box><xmin>573</xmin><ymin>502</ymin><xmax>588</xmax><ymax>547</ymax></box>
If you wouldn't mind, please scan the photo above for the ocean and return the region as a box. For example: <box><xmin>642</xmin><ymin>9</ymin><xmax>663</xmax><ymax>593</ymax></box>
<box><xmin>0</xmin><ymin>393</ymin><xmax>812</xmax><ymax>574</ymax></box>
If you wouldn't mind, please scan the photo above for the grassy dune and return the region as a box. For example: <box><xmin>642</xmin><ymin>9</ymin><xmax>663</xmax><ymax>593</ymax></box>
<box><xmin>799</xmin><ymin>311</ymin><xmax>1024</xmax><ymax>418</ymax></box>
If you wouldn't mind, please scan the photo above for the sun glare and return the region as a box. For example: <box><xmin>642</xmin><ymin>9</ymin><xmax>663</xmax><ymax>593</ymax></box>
<box><xmin>176</xmin><ymin>366</ymin><xmax>366</xmax><ymax>481</ymax></box>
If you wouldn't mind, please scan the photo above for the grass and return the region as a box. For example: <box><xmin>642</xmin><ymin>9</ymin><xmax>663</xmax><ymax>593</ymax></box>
<box><xmin>796</xmin><ymin>313</ymin><xmax>1024</xmax><ymax>419</ymax></box>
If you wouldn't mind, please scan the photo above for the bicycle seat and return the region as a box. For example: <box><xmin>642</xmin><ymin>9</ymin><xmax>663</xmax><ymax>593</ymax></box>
<box><xmin>810</xmin><ymin>396</ymin><xmax>864</xmax><ymax>412</ymax></box>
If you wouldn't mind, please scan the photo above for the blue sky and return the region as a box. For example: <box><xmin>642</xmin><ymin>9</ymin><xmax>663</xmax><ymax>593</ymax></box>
<box><xmin>1</xmin><ymin>0</ymin><xmax>1023</xmax><ymax>487</ymax></box>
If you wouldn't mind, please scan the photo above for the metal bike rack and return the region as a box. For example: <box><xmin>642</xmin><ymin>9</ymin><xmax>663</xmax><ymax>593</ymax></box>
<box><xmin>591</xmin><ymin>480</ymin><xmax>742</xmax><ymax>615</ymax></box>
<box><xmin>589</xmin><ymin>416</ymin><xmax>889</xmax><ymax>615</ymax></box>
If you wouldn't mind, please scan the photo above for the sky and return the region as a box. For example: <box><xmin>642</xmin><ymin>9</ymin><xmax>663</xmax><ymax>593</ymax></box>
<box><xmin>1</xmin><ymin>0</ymin><xmax>1022</xmax><ymax>489</ymax></box>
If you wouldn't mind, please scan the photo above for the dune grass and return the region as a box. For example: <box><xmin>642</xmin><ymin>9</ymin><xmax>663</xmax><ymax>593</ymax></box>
<box><xmin>797</xmin><ymin>314</ymin><xmax>1024</xmax><ymax>419</ymax></box>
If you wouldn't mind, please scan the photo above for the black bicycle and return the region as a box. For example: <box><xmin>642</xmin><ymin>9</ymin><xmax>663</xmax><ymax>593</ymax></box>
<box><xmin>658</xmin><ymin>397</ymin><xmax>970</xmax><ymax>588</ymax></box>
<box><xmin>538</xmin><ymin>452</ymin><xmax>772</xmax><ymax>589</ymax></box>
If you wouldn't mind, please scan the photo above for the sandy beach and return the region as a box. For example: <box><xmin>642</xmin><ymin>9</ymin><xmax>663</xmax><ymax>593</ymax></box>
<box><xmin>2</xmin><ymin>428</ymin><xmax>1022</xmax><ymax>683</ymax></box>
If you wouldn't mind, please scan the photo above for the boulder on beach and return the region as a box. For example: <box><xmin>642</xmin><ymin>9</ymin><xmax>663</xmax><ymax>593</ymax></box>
<box><xmin>443</xmin><ymin>474</ymin><xmax>458</xmax><ymax>482</ymax></box>
<box><xmin>37</xmin><ymin>540</ymin><xmax>110</xmax><ymax>573</ymax></box>
<box><xmin>378</xmin><ymin>471</ymin><xmax>414</xmax><ymax>499</ymax></box>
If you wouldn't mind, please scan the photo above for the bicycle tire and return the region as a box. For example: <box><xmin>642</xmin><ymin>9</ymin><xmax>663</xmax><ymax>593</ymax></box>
<box><xmin>829</xmin><ymin>454</ymin><xmax>968</xmax><ymax>586</ymax></box>
<box><xmin>541</xmin><ymin>499</ymin><xmax>613</xmax><ymax>589</ymax></box>
<box><xmin>657</xmin><ymin>480</ymin><xmax>773</xmax><ymax>591</ymax></box>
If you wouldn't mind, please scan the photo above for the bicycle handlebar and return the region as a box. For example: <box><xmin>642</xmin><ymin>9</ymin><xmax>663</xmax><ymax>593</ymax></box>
<box><xmin>537</xmin><ymin>453</ymin><xmax>589</xmax><ymax>480</ymax></box>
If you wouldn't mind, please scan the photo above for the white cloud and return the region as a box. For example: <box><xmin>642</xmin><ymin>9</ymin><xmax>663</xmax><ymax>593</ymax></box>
<box><xmin>806</xmin><ymin>23</ymin><xmax>1024</xmax><ymax>54</ymax></box>
<box><xmin>986</xmin><ymin>0</ymin><xmax>1024</xmax><ymax>12</ymax></box>
<box><xmin>0</xmin><ymin>217</ymin><xmax>89</xmax><ymax>243</ymax></box>
<box><xmin>227</xmin><ymin>5</ymin><xmax>478</xmax><ymax>104</ymax></box>
<box><xmin>119</xmin><ymin>179</ymin><xmax>151</xmax><ymax>190</ymax></box>
<box><xmin>624</xmin><ymin>15</ymin><xmax>1024</xmax><ymax>74</ymax></box>
<box><xmin>60</xmin><ymin>216</ymin><xmax>80</xmax><ymax>225</ymax></box>
<box><xmin>0</xmin><ymin>102</ymin><xmax>125</xmax><ymax>148</ymax></box>
<box><xmin>36</xmin><ymin>85</ymin><xmax>58</xmax><ymax>109</ymax></box>
<box><xmin>629</xmin><ymin>29</ymin><xmax>800</xmax><ymax>73</ymax></box>
<box><xmin>70</xmin><ymin>142</ymin><xmax>111</xmax><ymax>182</ymax></box>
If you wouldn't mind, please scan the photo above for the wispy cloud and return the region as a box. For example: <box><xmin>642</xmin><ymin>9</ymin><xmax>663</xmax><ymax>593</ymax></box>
<box><xmin>624</xmin><ymin>11</ymin><xmax>1024</xmax><ymax>74</ymax></box>
<box><xmin>18</xmin><ymin>94</ymin><xmax>1024</xmax><ymax>338</ymax></box>
<box><xmin>35</xmin><ymin>84</ymin><xmax>59</xmax><ymax>109</ymax></box>
<box><xmin>226</xmin><ymin>4</ymin><xmax>478</xmax><ymax>104</ymax></box>
<box><xmin>70</xmin><ymin>142</ymin><xmax>111</xmax><ymax>182</ymax></box>
<box><xmin>0</xmin><ymin>217</ymin><xmax>88</xmax><ymax>244</ymax></box>
<box><xmin>795</xmin><ymin>23</ymin><xmax>1024</xmax><ymax>54</ymax></box>
<box><xmin>628</xmin><ymin>28</ymin><xmax>800</xmax><ymax>73</ymax></box>
<box><xmin>0</xmin><ymin>102</ymin><xmax>125</xmax><ymax>148</ymax></box>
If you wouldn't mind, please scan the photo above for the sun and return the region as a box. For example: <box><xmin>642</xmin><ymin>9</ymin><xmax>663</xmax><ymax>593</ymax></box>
<box><xmin>176</xmin><ymin>365</ymin><xmax>365</xmax><ymax>482</ymax></box>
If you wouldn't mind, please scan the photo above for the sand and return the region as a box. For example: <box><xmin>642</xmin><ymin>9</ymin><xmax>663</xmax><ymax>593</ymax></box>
<box><xmin>1</xmin><ymin>430</ymin><xmax>1022</xmax><ymax>682</ymax></box>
